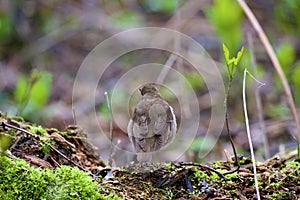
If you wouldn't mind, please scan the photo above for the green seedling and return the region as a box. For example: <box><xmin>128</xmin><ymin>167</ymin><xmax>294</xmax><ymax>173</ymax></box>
<box><xmin>222</xmin><ymin>44</ymin><xmax>244</xmax><ymax>175</ymax></box>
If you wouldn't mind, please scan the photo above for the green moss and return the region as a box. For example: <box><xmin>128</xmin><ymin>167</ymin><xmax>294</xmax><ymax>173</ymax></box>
<box><xmin>286</xmin><ymin>160</ymin><xmax>300</xmax><ymax>168</ymax></box>
<box><xmin>238</xmin><ymin>156</ymin><xmax>252</xmax><ymax>165</ymax></box>
<box><xmin>164</xmin><ymin>162</ymin><xmax>174</xmax><ymax>170</ymax></box>
<box><xmin>11</xmin><ymin>116</ymin><xmax>25</xmax><ymax>122</ymax></box>
<box><xmin>272</xmin><ymin>191</ymin><xmax>295</xmax><ymax>199</ymax></box>
<box><xmin>193</xmin><ymin>167</ymin><xmax>209</xmax><ymax>181</ymax></box>
<box><xmin>224</xmin><ymin>171</ymin><xmax>238</xmax><ymax>180</ymax></box>
<box><xmin>29</xmin><ymin>125</ymin><xmax>46</xmax><ymax>134</ymax></box>
<box><xmin>210</xmin><ymin>161</ymin><xmax>222</xmax><ymax>167</ymax></box>
<box><xmin>0</xmin><ymin>156</ymin><xmax>120</xmax><ymax>200</ymax></box>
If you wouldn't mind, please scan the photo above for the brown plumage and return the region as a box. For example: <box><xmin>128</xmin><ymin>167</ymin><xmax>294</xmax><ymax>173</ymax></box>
<box><xmin>127</xmin><ymin>83</ymin><xmax>177</xmax><ymax>162</ymax></box>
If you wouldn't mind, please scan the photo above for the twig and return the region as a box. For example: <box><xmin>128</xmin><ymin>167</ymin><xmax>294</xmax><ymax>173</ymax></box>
<box><xmin>156</xmin><ymin>54</ymin><xmax>178</xmax><ymax>84</ymax></box>
<box><xmin>179</xmin><ymin>162</ymin><xmax>227</xmax><ymax>181</ymax></box>
<box><xmin>247</xmin><ymin>33</ymin><xmax>270</xmax><ymax>158</ymax></box>
<box><xmin>242</xmin><ymin>68</ymin><xmax>261</xmax><ymax>200</ymax></box>
<box><xmin>237</xmin><ymin>0</ymin><xmax>300</xmax><ymax>141</ymax></box>
<box><xmin>105</xmin><ymin>91</ymin><xmax>114</xmax><ymax>167</ymax></box>
<box><xmin>2</xmin><ymin>122</ymin><xmax>37</xmax><ymax>138</ymax></box>
<box><xmin>49</xmin><ymin>145</ymin><xmax>87</xmax><ymax>172</ymax></box>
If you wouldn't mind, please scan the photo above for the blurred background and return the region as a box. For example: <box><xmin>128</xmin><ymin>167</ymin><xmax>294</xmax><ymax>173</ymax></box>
<box><xmin>0</xmin><ymin>0</ymin><xmax>300</xmax><ymax>165</ymax></box>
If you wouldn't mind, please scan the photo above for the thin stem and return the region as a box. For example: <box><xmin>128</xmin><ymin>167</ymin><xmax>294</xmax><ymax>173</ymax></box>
<box><xmin>242</xmin><ymin>69</ymin><xmax>261</xmax><ymax>200</ymax></box>
<box><xmin>105</xmin><ymin>91</ymin><xmax>114</xmax><ymax>167</ymax></box>
<box><xmin>223</xmin><ymin>79</ymin><xmax>240</xmax><ymax>175</ymax></box>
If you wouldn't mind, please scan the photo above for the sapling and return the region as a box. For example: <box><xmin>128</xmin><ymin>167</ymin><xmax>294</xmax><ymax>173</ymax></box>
<box><xmin>222</xmin><ymin>43</ymin><xmax>244</xmax><ymax>175</ymax></box>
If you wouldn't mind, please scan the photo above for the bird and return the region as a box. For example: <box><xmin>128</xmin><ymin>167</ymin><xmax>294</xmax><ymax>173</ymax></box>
<box><xmin>127</xmin><ymin>83</ymin><xmax>177</xmax><ymax>162</ymax></box>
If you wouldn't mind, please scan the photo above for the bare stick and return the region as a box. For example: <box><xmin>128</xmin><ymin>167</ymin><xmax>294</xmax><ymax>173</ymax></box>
<box><xmin>105</xmin><ymin>91</ymin><xmax>114</xmax><ymax>167</ymax></box>
<box><xmin>72</xmin><ymin>108</ymin><xmax>77</xmax><ymax>125</ymax></box>
<box><xmin>237</xmin><ymin>0</ymin><xmax>300</xmax><ymax>141</ymax></box>
<box><xmin>247</xmin><ymin>33</ymin><xmax>270</xmax><ymax>158</ymax></box>
<box><xmin>2</xmin><ymin>122</ymin><xmax>37</xmax><ymax>138</ymax></box>
<box><xmin>49</xmin><ymin>145</ymin><xmax>87</xmax><ymax>171</ymax></box>
<box><xmin>243</xmin><ymin>69</ymin><xmax>261</xmax><ymax>200</ymax></box>
<box><xmin>156</xmin><ymin>54</ymin><xmax>178</xmax><ymax>84</ymax></box>
<box><xmin>156</xmin><ymin>0</ymin><xmax>181</xmax><ymax>84</ymax></box>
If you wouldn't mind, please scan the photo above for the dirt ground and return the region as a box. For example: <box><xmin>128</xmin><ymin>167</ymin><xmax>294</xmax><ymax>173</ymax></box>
<box><xmin>0</xmin><ymin>113</ymin><xmax>299</xmax><ymax>199</ymax></box>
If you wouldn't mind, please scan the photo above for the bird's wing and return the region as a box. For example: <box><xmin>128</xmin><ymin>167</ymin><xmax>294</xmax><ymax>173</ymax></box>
<box><xmin>166</xmin><ymin>105</ymin><xmax>177</xmax><ymax>144</ymax></box>
<box><xmin>149</xmin><ymin>102</ymin><xmax>169</xmax><ymax>135</ymax></box>
<box><xmin>132</xmin><ymin>121</ymin><xmax>148</xmax><ymax>138</ymax></box>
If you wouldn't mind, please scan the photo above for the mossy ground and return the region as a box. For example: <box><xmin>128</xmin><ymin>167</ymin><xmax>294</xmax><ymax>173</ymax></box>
<box><xmin>0</xmin><ymin>113</ymin><xmax>299</xmax><ymax>199</ymax></box>
<box><xmin>0</xmin><ymin>156</ymin><xmax>119</xmax><ymax>200</ymax></box>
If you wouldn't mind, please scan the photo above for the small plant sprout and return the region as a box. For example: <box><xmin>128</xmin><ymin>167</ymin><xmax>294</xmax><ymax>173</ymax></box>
<box><xmin>223</xmin><ymin>43</ymin><xmax>244</xmax><ymax>82</ymax></box>
<box><xmin>222</xmin><ymin>43</ymin><xmax>244</xmax><ymax>175</ymax></box>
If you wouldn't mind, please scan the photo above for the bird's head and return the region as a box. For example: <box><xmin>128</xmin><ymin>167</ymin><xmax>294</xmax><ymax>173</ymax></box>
<box><xmin>139</xmin><ymin>83</ymin><xmax>159</xmax><ymax>96</ymax></box>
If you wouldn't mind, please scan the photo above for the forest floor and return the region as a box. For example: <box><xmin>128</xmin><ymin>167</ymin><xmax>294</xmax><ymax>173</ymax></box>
<box><xmin>0</xmin><ymin>113</ymin><xmax>299</xmax><ymax>199</ymax></box>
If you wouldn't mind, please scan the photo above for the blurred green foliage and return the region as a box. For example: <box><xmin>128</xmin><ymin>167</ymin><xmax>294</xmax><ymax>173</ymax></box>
<box><xmin>142</xmin><ymin>0</ymin><xmax>177</xmax><ymax>14</ymax></box>
<box><xmin>0</xmin><ymin>135</ymin><xmax>12</xmax><ymax>156</ymax></box>
<box><xmin>267</xmin><ymin>104</ymin><xmax>290</xmax><ymax>118</ymax></box>
<box><xmin>111</xmin><ymin>10</ymin><xmax>144</xmax><ymax>28</ymax></box>
<box><xmin>277</xmin><ymin>42</ymin><xmax>296</xmax><ymax>74</ymax></box>
<box><xmin>205</xmin><ymin>0</ymin><xmax>243</xmax><ymax>53</ymax></box>
<box><xmin>189</xmin><ymin>136</ymin><xmax>215</xmax><ymax>153</ymax></box>
<box><xmin>274</xmin><ymin>0</ymin><xmax>300</xmax><ymax>34</ymax></box>
<box><xmin>0</xmin><ymin>10</ymin><xmax>13</xmax><ymax>45</ymax></box>
<box><xmin>184</xmin><ymin>72</ymin><xmax>204</xmax><ymax>90</ymax></box>
<box><xmin>99</xmin><ymin>100</ymin><xmax>109</xmax><ymax>120</ymax></box>
<box><xmin>14</xmin><ymin>70</ymin><xmax>52</xmax><ymax>120</ymax></box>
<box><xmin>276</xmin><ymin>42</ymin><xmax>300</xmax><ymax>103</ymax></box>
<box><xmin>291</xmin><ymin>62</ymin><xmax>300</xmax><ymax>102</ymax></box>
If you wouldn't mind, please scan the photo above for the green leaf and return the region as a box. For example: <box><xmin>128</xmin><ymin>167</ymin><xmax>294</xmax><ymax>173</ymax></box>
<box><xmin>222</xmin><ymin>43</ymin><xmax>230</xmax><ymax>65</ymax></box>
<box><xmin>205</xmin><ymin>0</ymin><xmax>243</xmax><ymax>51</ymax></box>
<box><xmin>235</xmin><ymin>46</ymin><xmax>244</xmax><ymax>65</ymax></box>
<box><xmin>222</xmin><ymin>44</ymin><xmax>244</xmax><ymax>80</ymax></box>
<box><xmin>276</xmin><ymin>42</ymin><xmax>296</xmax><ymax>74</ymax></box>
<box><xmin>30</xmin><ymin>71</ymin><xmax>52</xmax><ymax>107</ymax></box>
<box><xmin>14</xmin><ymin>75</ymin><xmax>27</xmax><ymax>104</ymax></box>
